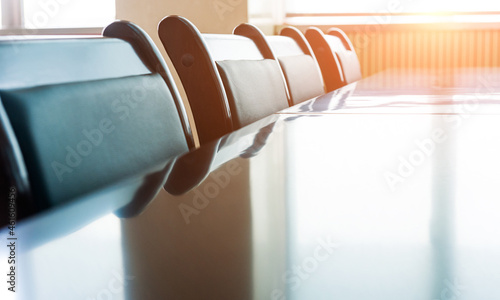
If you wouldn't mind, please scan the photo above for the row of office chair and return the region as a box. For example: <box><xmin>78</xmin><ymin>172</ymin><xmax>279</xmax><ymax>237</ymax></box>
<box><xmin>305</xmin><ymin>27</ymin><xmax>362</xmax><ymax>92</ymax></box>
<box><xmin>0</xmin><ymin>18</ymin><xmax>360</xmax><ymax>222</ymax></box>
<box><xmin>159</xmin><ymin>16</ymin><xmax>362</xmax><ymax>145</ymax></box>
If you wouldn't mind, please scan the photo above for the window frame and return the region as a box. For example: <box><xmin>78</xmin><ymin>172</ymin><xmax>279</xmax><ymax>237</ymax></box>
<box><xmin>0</xmin><ymin>0</ymin><xmax>110</xmax><ymax>35</ymax></box>
<box><xmin>284</xmin><ymin>11</ymin><xmax>500</xmax><ymax>29</ymax></box>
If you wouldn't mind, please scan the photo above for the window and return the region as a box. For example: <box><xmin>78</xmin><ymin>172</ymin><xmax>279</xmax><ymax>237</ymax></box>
<box><xmin>1</xmin><ymin>0</ymin><xmax>115</xmax><ymax>31</ymax></box>
<box><xmin>248</xmin><ymin>0</ymin><xmax>500</xmax><ymax>28</ymax></box>
<box><xmin>286</xmin><ymin>0</ymin><xmax>500</xmax><ymax>14</ymax></box>
<box><xmin>282</xmin><ymin>0</ymin><xmax>500</xmax><ymax>25</ymax></box>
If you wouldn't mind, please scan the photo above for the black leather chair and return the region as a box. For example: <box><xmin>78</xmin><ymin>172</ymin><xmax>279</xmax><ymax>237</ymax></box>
<box><xmin>305</xmin><ymin>27</ymin><xmax>362</xmax><ymax>92</ymax></box>
<box><xmin>158</xmin><ymin>16</ymin><xmax>290</xmax><ymax>145</ymax></box>
<box><xmin>0</xmin><ymin>21</ymin><xmax>194</xmax><ymax>221</ymax></box>
<box><xmin>239</xmin><ymin>25</ymin><xmax>325</xmax><ymax>105</ymax></box>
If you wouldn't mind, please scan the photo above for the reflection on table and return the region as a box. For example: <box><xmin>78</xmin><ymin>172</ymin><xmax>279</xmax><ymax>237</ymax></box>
<box><xmin>2</xmin><ymin>68</ymin><xmax>500</xmax><ymax>300</ymax></box>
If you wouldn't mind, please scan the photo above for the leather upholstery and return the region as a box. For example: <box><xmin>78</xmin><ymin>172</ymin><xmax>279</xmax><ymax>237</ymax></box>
<box><xmin>0</xmin><ymin>26</ymin><xmax>190</xmax><ymax>212</ymax></box>
<box><xmin>0</xmin><ymin>38</ymin><xmax>150</xmax><ymax>90</ymax></box>
<box><xmin>266</xmin><ymin>35</ymin><xmax>324</xmax><ymax>105</ymax></box>
<box><xmin>203</xmin><ymin>34</ymin><xmax>263</xmax><ymax>61</ymax></box>
<box><xmin>216</xmin><ymin>59</ymin><xmax>289</xmax><ymax>128</ymax></box>
<box><xmin>267</xmin><ymin>36</ymin><xmax>304</xmax><ymax>57</ymax></box>
<box><xmin>277</xmin><ymin>55</ymin><xmax>324</xmax><ymax>105</ymax></box>
<box><xmin>1</xmin><ymin>74</ymin><xmax>187</xmax><ymax>206</ymax></box>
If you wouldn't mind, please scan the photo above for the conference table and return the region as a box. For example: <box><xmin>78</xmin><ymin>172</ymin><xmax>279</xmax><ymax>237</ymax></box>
<box><xmin>2</xmin><ymin>68</ymin><xmax>500</xmax><ymax>299</ymax></box>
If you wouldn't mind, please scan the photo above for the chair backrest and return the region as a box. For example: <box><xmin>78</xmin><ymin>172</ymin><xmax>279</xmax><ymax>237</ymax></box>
<box><xmin>240</xmin><ymin>25</ymin><xmax>324</xmax><ymax>106</ymax></box>
<box><xmin>327</xmin><ymin>27</ymin><xmax>362</xmax><ymax>84</ymax></box>
<box><xmin>305</xmin><ymin>27</ymin><xmax>361</xmax><ymax>92</ymax></box>
<box><xmin>158</xmin><ymin>16</ymin><xmax>289</xmax><ymax>144</ymax></box>
<box><xmin>0</xmin><ymin>21</ymin><xmax>193</xmax><ymax>215</ymax></box>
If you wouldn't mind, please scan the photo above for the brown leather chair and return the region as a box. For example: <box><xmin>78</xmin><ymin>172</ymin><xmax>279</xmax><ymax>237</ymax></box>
<box><xmin>158</xmin><ymin>16</ymin><xmax>290</xmax><ymax>145</ymax></box>
<box><xmin>236</xmin><ymin>25</ymin><xmax>325</xmax><ymax>106</ymax></box>
<box><xmin>305</xmin><ymin>27</ymin><xmax>362</xmax><ymax>92</ymax></box>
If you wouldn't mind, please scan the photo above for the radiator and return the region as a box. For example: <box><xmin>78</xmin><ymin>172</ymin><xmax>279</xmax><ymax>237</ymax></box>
<box><xmin>346</xmin><ymin>28</ymin><xmax>500</xmax><ymax>78</ymax></box>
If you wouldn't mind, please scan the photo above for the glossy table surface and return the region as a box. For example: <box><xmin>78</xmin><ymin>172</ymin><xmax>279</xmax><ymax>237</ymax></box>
<box><xmin>284</xmin><ymin>68</ymin><xmax>500</xmax><ymax>115</ymax></box>
<box><xmin>2</xmin><ymin>68</ymin><xmax>500</xmax><ymax>299</ymax></box>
